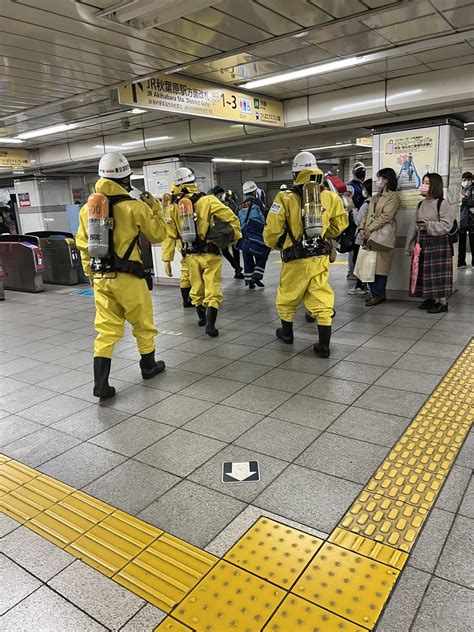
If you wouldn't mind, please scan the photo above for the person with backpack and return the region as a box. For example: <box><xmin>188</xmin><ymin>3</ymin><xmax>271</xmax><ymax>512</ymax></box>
<box><xmin>458</xmin><ymin>171</ymin><xmax>474</xmax><ymax>268</ymax></box>
<box><xmin>345</xmin><ymin>161</ymin><xmax>368</xmax><ymax>279</ymax></box>
<box><xmin>75</xmin><ymin>152</ymin><xmax>169</xmax><ymax>400</ymax></box>
<box><xmin>165</xmin><ymin>168</ymin><xmax>241</xmax><ymax>337</ymax></box>
<box><xmin>406</xmin><ymin>172</ymin><xmax>456</xmax><ymax>313</ymax></box>
<box><xmin>212</xmin><ymin>186</ymin><xmax>244</xmax><ymax>279</ymax></box>
<box><xmin>349</xmin><ymin>179</ymin><xmax>372</xmax><ymax>295</ymax></box>
<box><xmin>238</xmin><ymin>181</ymin><xmax>270</xmax><ymax>289</ymax></box>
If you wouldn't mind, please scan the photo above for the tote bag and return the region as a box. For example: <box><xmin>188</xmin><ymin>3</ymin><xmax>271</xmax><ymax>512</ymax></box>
<box><xmin>366</xmin><ymin>221</ymin><xmax>396</xmax><ymax>251</ymax></box>
<box><xmin>354</xmin><ymin>248</ymin><xmax>377</xmax><ymax>282</ymax></box>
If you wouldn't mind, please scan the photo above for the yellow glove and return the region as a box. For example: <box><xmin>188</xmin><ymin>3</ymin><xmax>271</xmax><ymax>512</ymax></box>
<box><xmin>164</xmin><ymin>261</ymin><xmax>173</xmax><ymax>277</ymax></box>
<box><xmin>140</xmin><ymin>191</ymin><xmax>158</xmax><ymax>207</ymax></box>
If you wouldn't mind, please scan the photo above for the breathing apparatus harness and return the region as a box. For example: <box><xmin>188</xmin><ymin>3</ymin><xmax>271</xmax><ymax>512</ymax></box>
<box><xmin>280</xmin><ymin>175</ymin><xmax>331</xmax><ymax>263</ymax></box>
<box><xmin>173</xmin><ymin>190</ymin><xmax>220</xmax><ymax>256</ymax></box>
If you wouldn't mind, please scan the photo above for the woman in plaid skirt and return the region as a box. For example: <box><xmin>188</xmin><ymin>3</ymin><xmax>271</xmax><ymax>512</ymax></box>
<box><xmin>406</xmin><ymin>173</ymin><xmax>456</xmax><ymax>314</ymax></box>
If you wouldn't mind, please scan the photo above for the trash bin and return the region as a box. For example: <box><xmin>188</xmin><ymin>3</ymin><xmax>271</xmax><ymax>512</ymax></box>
<box><xmin>0</xmin><ymin>235</ymin><xmax>44</xmax><ymax>293</ymax></box>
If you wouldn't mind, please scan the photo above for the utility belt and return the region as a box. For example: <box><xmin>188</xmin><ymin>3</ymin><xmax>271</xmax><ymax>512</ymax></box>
<box><xmin>91</xmin><ymin>235</ymin><xmax>152</xmax><ymax>289</ymax></box>
<box><xmin>182</xmin><ymin>239</ymin><xmax>220</xmax><ymax>257</ymax></box>
<box><xmin>281</xmin><ymin>239</ymin><xmax>331</xmax><ymax>262</ymax></box>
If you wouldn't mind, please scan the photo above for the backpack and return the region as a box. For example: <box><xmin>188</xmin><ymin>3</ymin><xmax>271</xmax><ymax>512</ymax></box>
<box><xmin>417</xmin><ymin>198</ymin><xmax>459</xmax><ymax>245</ymax></box>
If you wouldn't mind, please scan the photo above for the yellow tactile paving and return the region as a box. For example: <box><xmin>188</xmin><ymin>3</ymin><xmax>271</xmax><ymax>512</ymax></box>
<box><xmin>292</xmin><ymin>542</ymin><xmax>399</xmax><ymax>629</ymax></box>
<box><xmin>0</xmin><ymin>459</ymin><xmax>40</xmax><ymax>496</ymax></box>
<box><xmin>174</xmin><ymin>560</ymin><xmax>285</xmax><ymax>631</ymax></box>
<box><xmin>385</xmin><ymin>435</ymin><xmax>458</xmax><ymax>477</ymax></box>
<box><xmin>328</xmin><ymin>529</ymin><xmax>408</xmax><ymax>571</ymax></box>
<box><xmin>339</xmin><ymin>491</ymin><xmax>429</xmax><ymax>552</ymax></box>
<box><xmin>115</xmin><ymin>533</ymin><xmax>218</xmax><ymax>612</ymax></box>
<box><xmin>66</xmin><ymin>509</ymin><xmax>161</xmax><ymax>577</ymax></box>
<box><xmin>406</xmin><ymin>414</ymin><xmax>471</xmax><ymax>447</ymax></box>
<box><xmin>155</xmin><ymin>618</ymin><xmax>193</xmax><ymax>631</ymax></box>
<box><xmin>365</xmin><ymin>461</ymin><xmax>444</xmax><ymax>509</ymax></box>
<box><xmin>264</xmin><ymin>594</ymin><xmax>369</xmax><ymax>632</ymax></box>
<box><xmin>224</xmin><ymin>517</ymin><xmax>323</xmax><ymax>588</ymax></box>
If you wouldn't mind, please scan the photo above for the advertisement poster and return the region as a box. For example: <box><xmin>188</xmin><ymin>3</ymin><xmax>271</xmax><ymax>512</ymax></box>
<box><xmin>117</xmin><ymin>74</ymin><xmax>284</xmax><ymax>128</ymax></box>
<box><xmin>380</xmin><ymin>127</ymin><xmax>439</xmax><ymax>210</ymax></box>
<box><xmin>18</xmin><ymin>192</ymin><xmax>31</xmax><ymax>208</ymax></box>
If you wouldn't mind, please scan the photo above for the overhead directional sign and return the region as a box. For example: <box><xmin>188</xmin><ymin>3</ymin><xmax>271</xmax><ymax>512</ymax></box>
<box><xmin>117</xmin><ymin>74</ymin><xmax>284</xmax><ymax>128</ymax></box>
<box><xmin>0</xmin><ymin>149</ymin><xmax>30</xmax><ymax>169</ymax></box>
<box><xmin>222</xmin><ymin>461</ymin><xmax>260</xmax><ymax>482</ymax></box>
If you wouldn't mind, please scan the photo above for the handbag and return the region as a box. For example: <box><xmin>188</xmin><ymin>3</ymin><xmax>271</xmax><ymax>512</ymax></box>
<box><xmin>354</xmin><ymin>248</ymin><xmax>377</xmax><ymax>282</ymax></box>
<box><xmin>366</xmin><ymin>221</ymin><xmax>396</xmax><ymax>251</ymax></box>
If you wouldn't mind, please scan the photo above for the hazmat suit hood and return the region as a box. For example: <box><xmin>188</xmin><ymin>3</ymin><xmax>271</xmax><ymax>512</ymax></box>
<box><xmin>95</xmin><ymin>177</ymin><xmax>131</xmax><ymax>197</ymax></box>
<box><xmin>294</xmin><ymin>168</ymin><xmax>323</xmax><ymax>186</ymax></box>
<box><xmin>172</xmin><ymin>182</ymin><xmax>199</xmax><ymax>196</ymax></box>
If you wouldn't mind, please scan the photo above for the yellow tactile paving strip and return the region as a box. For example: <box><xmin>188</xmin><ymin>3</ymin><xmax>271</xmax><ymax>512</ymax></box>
<box><xmin>1</xmin><ymin>339</ymin><xmax>472</xmax><ymax>631</ymax></box>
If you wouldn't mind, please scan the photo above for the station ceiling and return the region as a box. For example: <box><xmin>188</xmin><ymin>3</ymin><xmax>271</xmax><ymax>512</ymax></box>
<box><xmin>0</xmin><ymin>0</ymin><xmax>473</xmax><ymax>159</ymax></box>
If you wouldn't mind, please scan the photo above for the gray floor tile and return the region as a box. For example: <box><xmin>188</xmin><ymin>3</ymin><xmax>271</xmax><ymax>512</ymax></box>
<box><xmin>393</xmin><ymin>352</ymin><xmax>454</xmax><ymax>375</ymax></box>
<box><xmin>271</xmin><ymin>395</ymin><xmax>347</xmax><ymax>430</ymax></box>
<box><xmin>411</xmin><ymin>577</ymin><xmax>474</xmax><ymax>632</ymax></box>
<box><xmin>253</xmin><ymin>367</ymin><xmax>316</xmax><ymax>393</ymax></box>
<box><xmin>0</xmin><ymin>376</ymin><xmax>22</xmax><ymax>397</ymax></box>
<box><xmin>380</xmin><ymin>324</ymin><xmax>428</xmax><ymax>340</ymax></box>
<box><xmin>84</xmin><ymin>459</ymin><xmax>179</xmax><ymax>515</ymax></box>
<box><xmin>254</xmin><ymin>464</ymin><xmax>362</xmax><ymax>533</ymax></box>
<box><xmin>456</xmin><ymin>431</ymin><xmax>473</xmax><ymax>469</ymax></box>
<box><xmin>354</xmin><ymin>385</ymin><xmax>427</xmax><ymax>417</ymax></box>
<box><xmin>212</xmin><ymin>360</ymin><xmax>272</xmax><ymax>383</ymax></box>
<box><xmin>39</xmin><ymin>442</ymin><xmax>126</xmax><ymax>488</ymax></box>
<box><xmin>139</xmin><ymin>394</ymin><xmax>213</xmax><ymax>427</ymax></box>
<box><xmin>377</xmin><ymin>567</ymin><xmax>431</xmax><ymax>632</ymax></box>
<box><xmin>300</xmin><ymin>376</ymin><xmax>369</xmax><ymax>405</ymax></box>
<box><xmin>52</xmin><ymin>406</ymin><xmax>130</xmax><ymax>440</ymax></box>
<box><xmin>363</xmin><ymin>336</ymin><xmax>415</xmax><ymax>352</ymax></box>
<box><xmin>337</xmin><ymin>321</ymin><xmax>386</xmax><ymax>335</ymax></box>
<box><xmin>179</xmin><ymin>376</ymin><xmax>244</xmax><ymax>403</ymax></box>
<box><xmin>0</xmin><ymin>384</ymin><xmax>56</xmax><ymax>414</ymax></box>
<box><xmin>296</xmin><ymin>432</ymin><xmax>388</xmax><ymax>484</ymax></box>
<box><xmin>0</xmin><ymin>585</ymin><xmax>107</xmax><ymax>630</ymax></box>
<box><xmin>331</xmin><ymin>331</ymin><xmax>373</xmax><ymax>346</ymax></box>
<box><xmin>0</xmin><ymin>554</ymin><xmax>41</xmax><ymax>615</ymax></box>
<box><xmin>67</xmin><ymin>378</ymin><xmax>133</xmax><ymax>404</ymax></box>
<box><xmin>419</xmin><ymin>329</ymin><xmax>472</xmax><ymax>345</ymax></box>
<box><xmin>13</xmin><ymin>363</ymin><xmax>67</xmax><ymax>385</ymax></box>
<box><xmin>155</xmin><ymin>348</ymin><xmax>197</xmax><ymax>368</ymax></box>
<box><xmin>415</xmin><ymin>510</ymin><xmax>458</xmax><ymax>575</ymax></box>
<box><xmin>301</xmin><ymin>342</ymin><xmax>359</xmax><ymax>360</ymax></box>
<box><xmin>277</xmin><ymin>354</ymin><xmax>337</xmax><ymax>375</ymax></box>
<box><xmin>183</xmin><ymin>405</ymin><xmax>263</xmax><ymax>442</ymax></box>
<box><xmin>104</xmin><ymin>385</ymin><xmax>171</xmax><ymax>415</ymax></box>
<box><xmin>37</xmin><ymin>369</ymin><xmax>91</xmax><ymax>393</ymax></box>
<box><xmin>374</xmin><ymin>367</ymin><xmax>441</xmax><ymax>395</ymax></box>
<box><xmin>90</xmin><ymin>417</ymin><xmax>173</xmax><ymax>457</ymax></box>
<box><xmin>436</xmin><ymin>465</ymin><xmax>472</xmax><ymax>513</ymax></box>
<box><xmin>408</xmin><ymin>340</ymin><xmax>465</xmax><ymax>359</ymax></box>
<box><xmin>141</xmin><ymin>368</ymin><xmax>204</xmax><ymax>393</ymax></box>
<box><xmin>243</xmin><ymin>348</ymin><xmax>295</xmax><ymax>367</ymax></box>
<box><xmin>235</xmin><ymin>417</ymin><xmax>319</xmax><ymax>461</ymax></box>
<box><xmin>329</xmin><ymin>406</ymin><xmax>410</xmax><ymax>447</ymax></box>
<box><xmin>0</xmin><ymin>526</ymin><xmax>75</xmax><ymax>581</ymax></box>
<box><xmin>343</xmin><ymin>346</ymin><xmax>403</xmax><ymax>367</ymax></box>
<box><xmin>3</xmin><ymin>426</ymin><xmax>80</xmax><ymax>467</ymax></box>
<box><xmin>324</xmin><ymin>360</ymin><xmax>387</xmax><ymax>384</ymax></box>
<box><xmin>0</xmin><ymin>415</ymin><xmax>43</xmax><ymax>446</ymax></box>
<box><xmin>0</xmin><ymin>357</ymin><xmax>43</xmax><ymax>377</ymax></box>
<box><xmin>51</xmin><ymin>350</ymin><xmax>92</xmax><ymax>369</ymax></box>
<box><xmin>175</xmin><ymin>355</ymin><xmax>233</xmax><ymax>375</ymax></box>
<box><xmin>459</xmin><ymin>475</ymin><xmax>474</xmax><ymax>519</ymax></box>
<box><xmin>0</xmin><ymin>514</ymin><xmax>20</xmax><ymax>537</ymax></box>
<box><xmin>135</xmin><ymin>429</ymin><xmax>225</xmax><ymax>477</ymax></box>
<box><xmin>49</xmin><ymin>560</ymin><xmax>144</xmax><ymax>629</ymax></box>
<box><xmin>19</xmin><ymin>394</ymin><xmax>88</xmax><ymax>425</ymax></box>
<box><xmin>138</xmin><ymin>480</ymin><xmax>245</xmax><ymax>548</ymax></box>
<box><xmin>120</xmin><ymin>604</ymin><xmax>166</xmax><ymax>631</ymax></box>
<box><xmin>111</xmin><ymin>364</ymin><xmax>148</xmax><ymax>384</ymax></box>
<box><xmin>175</xmin><ymin>338</ymin><xmax>223</xmax><ymax>354</ymax></box>
<box><xmin>221</xmin><ymin>384</ymin><xmax>292</xmax><ymax>415</ymax></box>
<box><xmin>436</xmin><ymin>514</ymin><xmax>473</xmax><ymax>588</ymax></box>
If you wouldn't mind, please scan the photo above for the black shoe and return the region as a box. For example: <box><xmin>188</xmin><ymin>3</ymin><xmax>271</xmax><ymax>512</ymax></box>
<box><xmin>276</xmin><ymin>319</ymin><xmax>294</xmax><ymax>344</ymax></box>
<box><xmin>314</xmin><ymin>325</ymin><xmax>331</xmax><ymax>358</ymax></box>
<box><xmin>196</xmin><ymin>305</ymin><xmax>206</xmax><ymax>326</ymax></box>
<box><xmin>140</xmin><ymin>351</ymin><xmax>165</xmax><ymax>379</ymax></box>
<box><xmin>234</xmin><ymin>267</ymin><xmax>244</xmax><ymax>279</ymax></box>
<box><xmin>181</xmin><ymin>287</ymin><xmax>193</xmax><ymax>308</ymax></box>
<box><xmin>246</xmin><ymin>282</ymin><xmax>255</xmax><ymax>290</ymax></box>
<box><xmin>305</xmin><ymin>312</ymin><xmax>315</xmax><ymax>323</ymax></box>
<box><xmin>458</xmin><ymin>262</ymin><xmax>467</xmax><ymax>268</ymax></box>
<box><xmin>205</xmin><ymin>307</ymin><xmax>219</xmax><ymax>337</ymax></box>
<box><xmin>427</xmin><ymin>302</ymin><xmax>448</xmax><ymax>314</ymax></box>
<box><xmin>419</xmin><ymin>299</ymin><xmax>436</xmax><ymax>310</ymax></box>
<box><xmin>254</xmin><ymin>279</ymin><xmax>265</xmax><ymax>288</ymax></box>
<box><xmin>93</xmin><ymin>357</ymin><xmax>116</xmax><ymax>400</ymax></box>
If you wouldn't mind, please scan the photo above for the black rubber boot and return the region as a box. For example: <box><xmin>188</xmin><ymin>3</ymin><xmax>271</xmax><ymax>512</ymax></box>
<box><xmin>205</xmin><ymin>307</ymin><xmax>219</xmax><ymax>337</ymax></box>
<box><xmin>314</xmin><ymin>325</ymin><xmax>331</xmax><ymax>358</ymax></box>
<box><xmin>234</xmin><ymin>267</ymin><xmax>244</xmax><ymax>279</ymax></box>
<box><xmin>276</xmin><ymin>320</ymin><xmax>294</xmax><ymax>344</ymax></box>
<box><xmin>93</xmin><ymin>357</ymin><xmax>116</xmax><ymax>401</ymax></box>
<box><xmin>181</xmin><ymin>287</ymin><xmax>193</xmax><ymax>308</ymax></box>
<box><xmin>305</xmin><ymin>311</ymin><xmax>315</xmax><ymax>323</ymax></box>
<box><xmin>140</xmin><ymin>351</ymin><xmax>165</xmax><ymax>380</ymax></box>
<box><xmin>196</xmin><ymin>305</ymin><xmax>207</xmax><ymax>326</ymax></box>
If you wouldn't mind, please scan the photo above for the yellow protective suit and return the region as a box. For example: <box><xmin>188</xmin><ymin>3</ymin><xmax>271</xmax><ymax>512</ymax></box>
<box><xmin>263</xmin><ymin>170</ymin><xmax>348</xmax><ymax>325</ymax></box>
<box><xmin>161</xmin><ymin>202</ymin><xmax>190</xmax><ymax>289</ymax></box>
<box><xmin>76</xmin><ymin>178</ymin><xmax>168</xmax><ymax>358</ymax></box>
<box><xmin>166</xmin><ymin>184</ymin><xmax>242</xmax><ymax>309</ymax></box>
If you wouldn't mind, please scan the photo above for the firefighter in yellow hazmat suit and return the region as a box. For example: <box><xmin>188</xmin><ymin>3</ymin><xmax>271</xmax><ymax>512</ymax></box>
<box><xmin>161</xmin><ymin>186</ymin><xmax>192</xmax><ymax>308</ymax></box>
<box><xmin>164</xmin><ymin>167</ymin><xmax>241</xmax><ymax>337</ymax></box>
<box><xmin>76</xmin><ymin>152</ymin><xmax>168</xmax><ymax>400</ymax></box>
<box><xmin>263</xmin><ymin>151</ymin><xmax>348</xmax><ymax>357</ymax></box>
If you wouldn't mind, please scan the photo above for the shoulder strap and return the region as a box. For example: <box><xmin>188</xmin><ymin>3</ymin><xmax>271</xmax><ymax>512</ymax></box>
<box><xmin>107</xmin><ymin>194</ymin><xmax>138</xmax><ymax>264</ymax></box>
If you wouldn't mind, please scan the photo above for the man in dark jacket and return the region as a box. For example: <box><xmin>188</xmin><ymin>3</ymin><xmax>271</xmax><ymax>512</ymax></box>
<box><xmin>458</xmin><ymin>171</ymin><xmax>474</xmax><ymax>268</ymax></box>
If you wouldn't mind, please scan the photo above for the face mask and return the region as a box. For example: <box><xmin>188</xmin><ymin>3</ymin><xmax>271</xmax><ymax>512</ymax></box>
<box><xmin>462</xmin><ymin>180</ymin><xmax>472</xmax><ymax>188</ymax></box>
<box><xmin>355</xmin><ymin>169</ymin><xmax>366</xmax><ymax>181</ymax></box>
<box><xmin>420</xmin><ymin>182</ymin><xmax>430</xmax><ymax>195</ymax></box>
<box><xmin>219</xmin><ymin>193</ymin><xmax>226</xmax><ymax>201</ymax></box>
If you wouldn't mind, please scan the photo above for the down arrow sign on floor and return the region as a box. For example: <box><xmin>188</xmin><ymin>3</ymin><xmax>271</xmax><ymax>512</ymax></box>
<box><xmin>222</xmin><ymin>461</ymin><xmax>260</xmax><ymax>482</ymax></box>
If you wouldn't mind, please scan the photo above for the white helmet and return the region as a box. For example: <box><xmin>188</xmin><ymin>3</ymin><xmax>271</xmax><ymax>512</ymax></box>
<box><xmin>243</xmin><ymin>180</ymin><xmax>257</xmax><ymax>195</ymax></box>
<box><xmin>280</xmin><ymin>184</ymin><xmax>288</xmax><ymax>190</ymax></box>
<box><xmin>353</xmin><ymin>161</ymin><xmax>366</xmax><ymax>173</ymax></box>
<box><xmin>292</xmin><ymin>151</ymin><xmax>318</xmax><ymax>173</ymax></box>
<box><xmin>174</xmin><ymin>167</ymin><xmax>195</xmax><ymax>186</ymax></box>
<box><xmin>98</xmin><ymin>152</ymin><xmax>132</xmax><ymax>178</ymax></box>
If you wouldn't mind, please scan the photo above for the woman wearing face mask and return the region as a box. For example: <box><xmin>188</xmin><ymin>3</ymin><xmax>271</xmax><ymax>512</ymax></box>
<box><xmin>406</xmin><ymin>173</ymin><xmax>456</xmax><ymax>313</ymax></box>
<box><xmin>458</xmin><ymin>171</ymin><xmax>474</xmax><ymax>268</ymax></box>
<box><xmin>359</xmin><ymin>168</ymin><xmax>401</xmax><ymax>305</ymax></box>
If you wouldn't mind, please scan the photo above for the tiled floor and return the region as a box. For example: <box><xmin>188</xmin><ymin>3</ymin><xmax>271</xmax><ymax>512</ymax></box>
<box><xmin>1</xmin><ymin>256</ymin><xmax>473</xmax><ymax>630</ymax></box>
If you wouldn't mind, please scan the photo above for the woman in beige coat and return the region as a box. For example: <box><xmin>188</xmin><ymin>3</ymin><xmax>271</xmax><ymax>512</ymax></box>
<box><xmin>359</xmin><ymin>168</ymin><xmax>401</xmax><ymax>305</ymax></box>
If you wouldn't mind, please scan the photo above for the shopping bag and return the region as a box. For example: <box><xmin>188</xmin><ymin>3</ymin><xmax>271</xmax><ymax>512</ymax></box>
<box><xmin>354</xmin><ymin>248</ymin><xmax>377</xmax><ymax>282</ymax></box>
<box><xmin>410</xmin><ymin>241</ymin><xmax>422</xmax><ymax>296</ymax></box>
